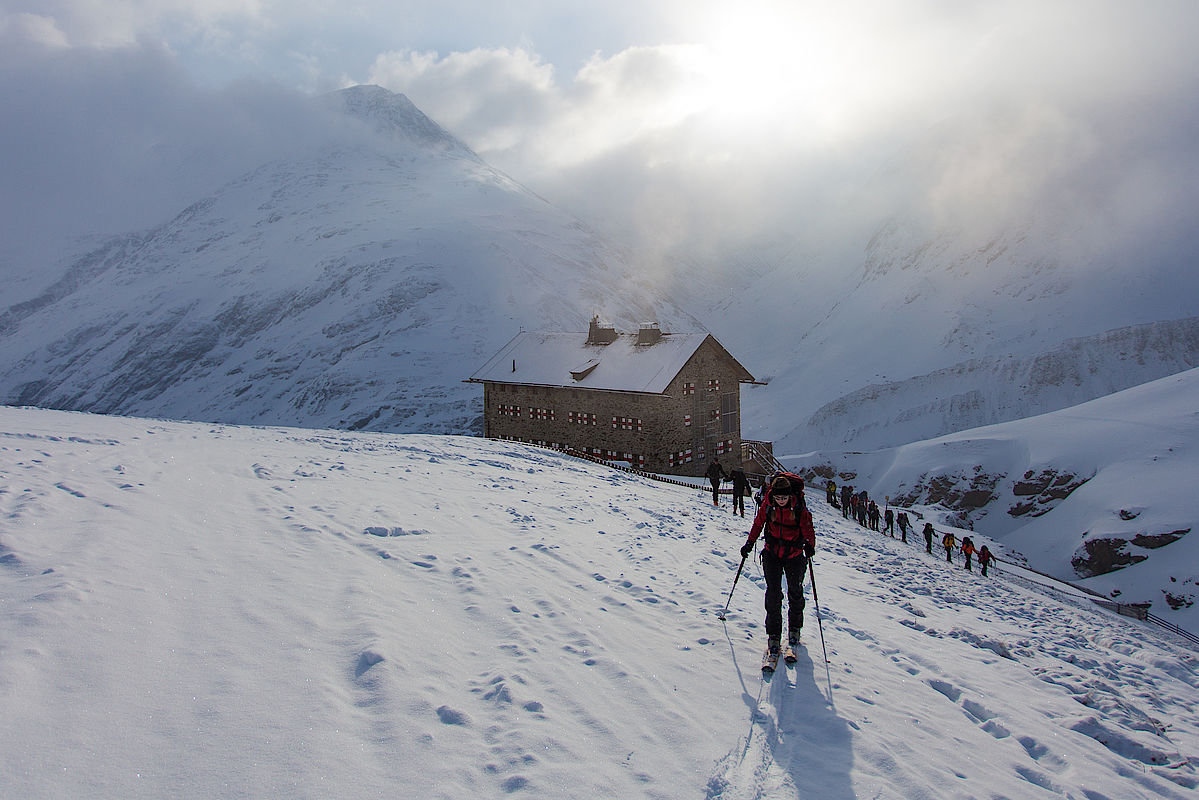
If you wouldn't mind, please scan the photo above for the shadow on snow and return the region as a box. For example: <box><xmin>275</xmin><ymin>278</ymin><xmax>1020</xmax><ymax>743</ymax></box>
<box><xmin>708</xmin><ymin>626</ymin><xmax>855</xmax><ymax>799</ymax></box>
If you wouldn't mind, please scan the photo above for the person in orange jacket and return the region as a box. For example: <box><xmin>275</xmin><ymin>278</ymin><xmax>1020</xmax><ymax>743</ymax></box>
<box><xmin>962</xmin><ymin>536</ymin><xmax>976</xmax><ymax>571</ymax></box>
<box><xmin>740</xmin><ymin>474</ymin><xmax>816</xmax><ymax>658</ymax></box>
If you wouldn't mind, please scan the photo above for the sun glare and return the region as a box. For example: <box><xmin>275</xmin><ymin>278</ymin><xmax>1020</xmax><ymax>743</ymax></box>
<box><xmin>683</xmin><ymin>4</ymin><xmax>896</xmax><ymax>142</ymax></box>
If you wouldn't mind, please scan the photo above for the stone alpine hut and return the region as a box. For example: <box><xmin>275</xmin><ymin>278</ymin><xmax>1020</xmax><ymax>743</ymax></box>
<box><xmin>468</xmin><ymin>317</ymin><xmax>756</xmax><ymax>477</ymax></box>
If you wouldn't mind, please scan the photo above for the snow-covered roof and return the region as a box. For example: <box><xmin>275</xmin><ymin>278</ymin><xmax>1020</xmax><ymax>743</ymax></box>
<box><xmin>468</xmin><ymin>330</ymin><xmax>753</xmax><ymax>394</ymax></box>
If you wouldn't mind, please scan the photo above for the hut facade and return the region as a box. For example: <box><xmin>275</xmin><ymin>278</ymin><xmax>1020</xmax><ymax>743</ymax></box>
<box><xmin>468</xmin><ymin>318</ymin><xmax>756</xmax><ymax>476</ymax></box>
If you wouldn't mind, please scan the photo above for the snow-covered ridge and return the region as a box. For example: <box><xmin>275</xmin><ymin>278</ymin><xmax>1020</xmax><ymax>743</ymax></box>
<box><xmin>330</xmin><ymin>84</ymin><xmax>481</xmax><ymax>162</ymax></box>
<box><xmin>0</xmin><ymin>405</ymin><xmax>1195</xmax><ymax>798</ymax></box>
<box><xmin>788</xmin><ymin>366</ymin><xmax>1199</xmax><ymax>634</ymax></box>
<box><xmin>801</xmin><ymin>315</ymin><xmax>1199</xmax><ymax>451</ymax></box>
<box><xmin>723</xmin><ymin>190</ymin><xmax>1199</xmax><ymax>456</ymax></box>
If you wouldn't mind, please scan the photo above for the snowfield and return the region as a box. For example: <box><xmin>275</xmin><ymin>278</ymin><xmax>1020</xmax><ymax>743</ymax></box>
<box><xmin>788</xmin><ymin>366</ymin><xmax>1199</xmax><ymax>636</ymax></box>
<box><xmin>1</xmin><ymin>406</ymin><xmax>1196</xmax><ymax>799</ymax></box>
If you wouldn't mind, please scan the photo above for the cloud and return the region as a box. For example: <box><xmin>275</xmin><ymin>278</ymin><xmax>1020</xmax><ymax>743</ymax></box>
<box><xmin>2</xmin><ymin>0</ymin><xmax>1196</xmax><ymax>283</ymax></box>
<box><xmin>363</xmin><ymin>1</ymin><xmax>1199</xmax><ymax>272</ymax></box>
<box><xmin>0</xmin><ymin>12</ymin><xmax>70</xmax><ymax>47</ymax></box>
<box><xmin>1</xmin><ymin>1</ymin><xmax>266</xmax><ymax>49</ymax></box>
<box><xmin>0</xmin><ymin>33</ymin><xmax>350</xmax><ymax>272</ymax></box>
<box><xmin>367</xmin><ymin>47</ymin><xmax>560</xmax><ymax>155</ymax></box>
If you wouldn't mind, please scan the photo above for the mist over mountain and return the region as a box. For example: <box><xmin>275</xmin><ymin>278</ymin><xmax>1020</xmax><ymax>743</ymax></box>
<box><xmin>0</xmin><ymin>86</ymin><xmax>694</xmax><ymax>434</ymax></box>
<box><xmin>701</xmin><ymin>167</ymin><xmax>1199</xmax><ymax>454</ymax></box>
<box><xmin>3</xmin><ymin>84</ymin><xmax>1196</xmax><ymax>453</ymax></box>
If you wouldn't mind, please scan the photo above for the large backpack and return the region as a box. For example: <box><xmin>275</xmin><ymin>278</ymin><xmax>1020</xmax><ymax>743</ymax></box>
<box><xmin>764</xmin><ymin>471</ymin><xmax>806</xmax><ymax>499</ymax></box>
<box><xmin>762</xmin><ymin>472</ymin><xmax>813</xmax><ymax>554</ymax></box>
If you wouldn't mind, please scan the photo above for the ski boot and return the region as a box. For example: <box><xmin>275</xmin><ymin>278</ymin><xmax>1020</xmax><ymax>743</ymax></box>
<box><xmin>762</xmin><ymin>636</ymin><xmax>781</xmax><ymax>673</ymax></box>
<box><xmin>784</xmin><ymin>629</ymin><xmax>800</xmax><ymax>663</ymax></box>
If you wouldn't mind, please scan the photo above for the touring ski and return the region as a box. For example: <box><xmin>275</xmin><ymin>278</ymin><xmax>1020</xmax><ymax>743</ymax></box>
<box><xmin>761</xmin><ymin>647</ymin><xmax>780</xmax><ymax>673</ymax></box>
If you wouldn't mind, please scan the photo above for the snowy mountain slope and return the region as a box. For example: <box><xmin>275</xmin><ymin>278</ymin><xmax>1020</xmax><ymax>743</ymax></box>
<box><xmin>0</xmin><ymin>86</ymin><xmax>692</xmax><ymax>435</ymax></box>
<box><xmin>787</xmin><ymin>366</ymin><xmax>1199</xmax><ymax>635</ymax></box>
<box><xmin>701</xmin><ymin>171</ymin><xmax>1199</xmax><ymax>454</ymax></box>
<box><xmin>0</xmin><ymin>406</ymin><xmax>1196</xmax><ymax>798</ymax></box>
<box><xmin>802</xmin><ymin>315</ymin><xmax>1199</xmax><ymax>451</ymax></box>
<box><xmin>2</xmin><ymin>83</ymin><xmax>1194</xmax><ymax>461</ymax></box>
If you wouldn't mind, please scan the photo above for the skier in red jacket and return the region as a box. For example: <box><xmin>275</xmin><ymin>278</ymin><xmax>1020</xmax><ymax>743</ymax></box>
<box><xmin>740</xmin><ymin>474</ymin><xmax>817</xmax><ymax>661</ymax></box>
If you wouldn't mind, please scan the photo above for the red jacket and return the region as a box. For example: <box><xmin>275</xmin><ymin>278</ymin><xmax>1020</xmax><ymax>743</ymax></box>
<box><xmin>745</xmin><ymin>495</ymin><xmax>816</xmax><ymax>559</ymax></box>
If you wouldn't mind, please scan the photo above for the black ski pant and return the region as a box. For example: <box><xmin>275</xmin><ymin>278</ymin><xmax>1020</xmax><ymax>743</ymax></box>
<box><xmin>762</xmin><ymin>550</ymin><xmax>807</xmax><ymax>638</ymax></box>
<box><xmin>924</xmin><ymin>534</ymin><xmax>932</xmax><ymax>553</ymax></box>
<box><xmin>709</xmin><ymin>479</ymin><xmax>721</xmax><ymax>505</ymax></box>
<box><xmin>732</xmin><ymin>491</ymin><xmax>745</xmax><ymax>515</ymax></box>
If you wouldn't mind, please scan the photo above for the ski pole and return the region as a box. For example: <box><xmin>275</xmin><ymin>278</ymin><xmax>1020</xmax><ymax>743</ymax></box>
<box><xmin>717</xmin><ymin>553</ymin><xmax>748</xmax><ymax>621</ymax></box>
<box><xmin>808</xmin><ymin>557</ymin><xmax>834</xmax><ymax>696</ymax></box>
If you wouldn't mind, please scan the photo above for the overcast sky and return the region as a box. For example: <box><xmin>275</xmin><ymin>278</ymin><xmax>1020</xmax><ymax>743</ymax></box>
<box><xmin>3</xmin><ymin>1</ymin><xmax>1197</xmax><ymax>273</ymax></box>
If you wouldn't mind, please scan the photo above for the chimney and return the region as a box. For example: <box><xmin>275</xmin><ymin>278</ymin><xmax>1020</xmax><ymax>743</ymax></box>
<box><xmin>586</xmin><ymin>315</ymin><xmax>618</xmax><ymax>345</ymax></box>
<box><xmin>636</xmin><ymin>322</ymin><xmax>662</xmax><ymax>346</ymax></box>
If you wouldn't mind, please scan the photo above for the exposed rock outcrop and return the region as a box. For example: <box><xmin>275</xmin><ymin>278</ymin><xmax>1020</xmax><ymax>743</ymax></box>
<box><xmin>1071</xmin><ymin>529</ymin><xmax>1190</xmax><ymax>578</ymax></box>
<box><xmin>1008</xmin><ymin>469</ymin><xmax>1089</xmax><ymax>519</ymax></box>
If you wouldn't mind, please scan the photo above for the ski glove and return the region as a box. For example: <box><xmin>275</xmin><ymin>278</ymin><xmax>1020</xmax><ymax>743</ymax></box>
<box><xmin>740</xmin><ymin>542</ymin><xmax>753</xmax><ymax>559</ymax></box>
<box><xmin>804</xmin><ymin>541</ymin><xmax>815</xmax><ymax>558</ymax></box>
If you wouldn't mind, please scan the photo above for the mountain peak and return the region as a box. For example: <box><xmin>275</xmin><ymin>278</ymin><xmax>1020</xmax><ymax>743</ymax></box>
<box><xmin>330</xmin><ymin>84</ymin><xmax>478</xmax><ymax>160</ymax></box>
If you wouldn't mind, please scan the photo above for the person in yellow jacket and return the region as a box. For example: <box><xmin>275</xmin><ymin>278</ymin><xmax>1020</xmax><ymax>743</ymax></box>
<box><xmin>942</xmin><ymin>531</ymin><xmax>956</xmax><ymax>564</ymax></box>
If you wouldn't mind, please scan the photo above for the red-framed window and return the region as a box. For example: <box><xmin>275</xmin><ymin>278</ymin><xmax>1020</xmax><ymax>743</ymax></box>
<box><xmin>669</xmin><ymin>449</ymin><xmax>694</xmax><ymax>467</ymax></box>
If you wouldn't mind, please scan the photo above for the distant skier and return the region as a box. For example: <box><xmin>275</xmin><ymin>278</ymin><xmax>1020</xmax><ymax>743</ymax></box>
<box><xmin>868</xmin><ymin>501</ymin><xmax>881</xmax><ymax>531</ymax></box>
<box><xmin>899</xmin><ymin>512</ymin><xmax>912</xmax><ymax>544</ymax></box>
<box><xmin>962</xmin><ymin>537</ymin><xmax>976</xmax><ymax>571</ymax></box>
<box><xmin>706</xmin><ymin>459</ymin><xmax>727</xmax><ymax>507</ymax></box>
<box><xmin>840</xmin><ymin>485</ymin><xmax>852</xmax><ymax>518</ymax></box>
<box><xmin>728</xmin><ymin>467</ymin><xmax>751</xmax><ymax>518</ymax></box>
<box><xmin>884</xmin><ymin>508</ymin><xmax>895</xmax><ymax>537</ymax></box>
<box><xmin>826</xmin><ymin>480</ymin><xmax>838</xmax><ymax>507</ymax></box>
<box><xmin>979</xmin><ymin>545</ymin><xmax>995</xmax><ymax>577</ymax></box>
<box><xmin>922</xmin><ymin>521</ymin><xmax>934</xmax><ymax>554</ymax></box>
<box><xmin>740</xmin><ymin>474</ymin><xmax>816</xmax><ymax>669</ymax></box>
<box><xmin>943</xmin><ymin>531</ymin><xmax>956</xmax><ymax>564</ymax></box>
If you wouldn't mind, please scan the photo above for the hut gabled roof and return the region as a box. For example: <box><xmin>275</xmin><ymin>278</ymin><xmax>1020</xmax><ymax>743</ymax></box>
<box><xmin>468</xmin><ymin>327</ymin><xmax>754</xmax><ymax>395</ymax></box>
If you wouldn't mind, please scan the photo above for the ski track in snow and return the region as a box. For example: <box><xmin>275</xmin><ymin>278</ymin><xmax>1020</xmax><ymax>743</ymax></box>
<box><xmin>706</xmin><ymin>511</ymin><xmax>1199</xmax><ymax>800</ymax></box>
<box><xmin>0</xmin><ymin>408</ymin><xmax>1196</xmax><ymax>799</ymax></box>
